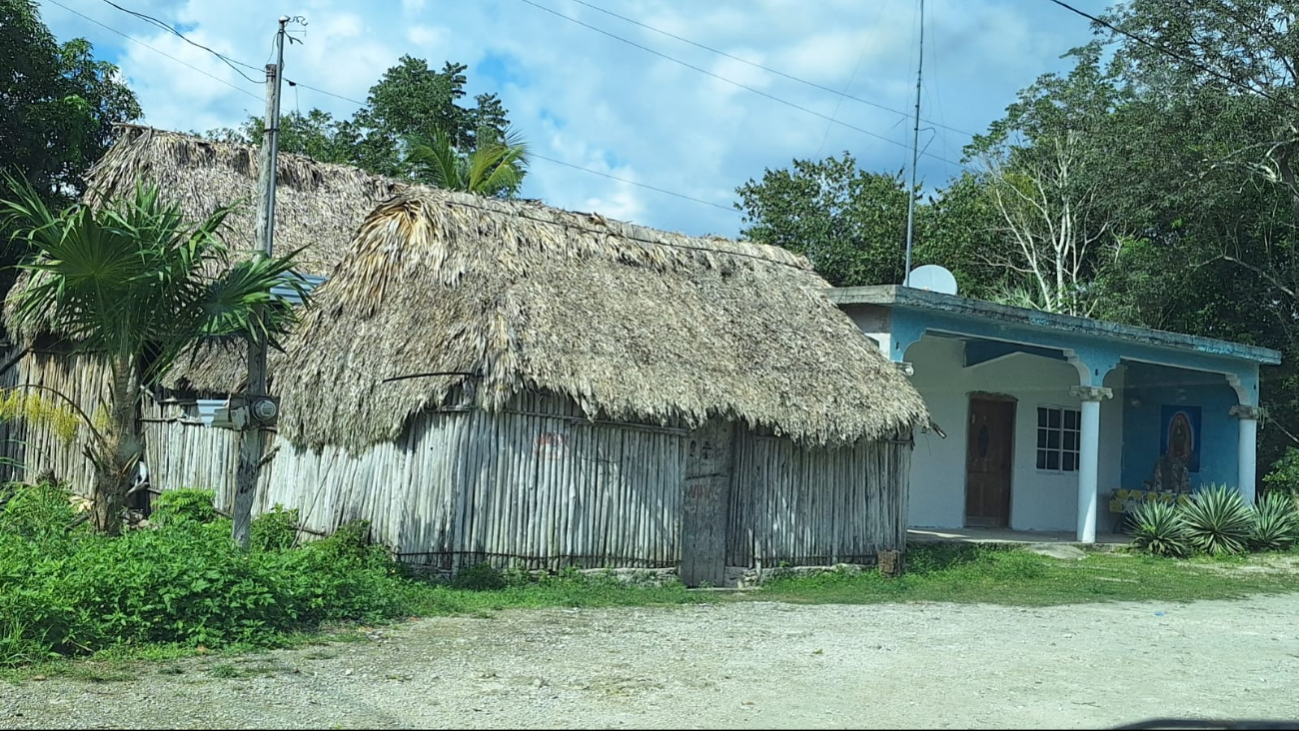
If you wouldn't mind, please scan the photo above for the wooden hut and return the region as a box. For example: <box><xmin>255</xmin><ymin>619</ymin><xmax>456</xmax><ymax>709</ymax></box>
<box><xmin>0</xmin><ymin>125</ymin><xmax>400</xmax><ymax>491</ymax></box>
<box><xmin>2</xmin><ymin>127</ymin><xmax>929</xmax><ymax>585</ymax></box>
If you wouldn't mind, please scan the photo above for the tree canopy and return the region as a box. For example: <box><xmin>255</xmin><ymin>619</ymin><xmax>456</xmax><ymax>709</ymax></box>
<box><xmin>207</xmin><ymin>57</ymin><xmax>518</xmax><ymax>191</ymax></box>
<box><xmin>0</xmin><ymin>0</ymin><xmax>140</xmax><ymax>202</ymax></box>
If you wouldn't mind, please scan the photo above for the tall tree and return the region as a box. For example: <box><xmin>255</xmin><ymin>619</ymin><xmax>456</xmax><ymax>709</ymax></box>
<box><xmin>211</xmin><ymin>57</ymin><xmax>514</xmax><ymax>188</ymax></box>
<box><xmin>1089</xmin><ymin>0</ymin><xmax>1299</xmax><ymax>471</ymax></box>
<box><xmin>0</xmin><ymin>0</ymin><xmax>140</xmax><ymax>201</ymax></box>
<box><xmin>965</xmin><ymin>44</ymin><xmax>1126</xmax><ymax>315</ymax></box>
<box><xmin>1</xmin><ymin>181</ymin><xmax>304</xmax><ymax>534</ymax></box>
<box><xmin>735</xmin><ymin>154</ymin><xmax>913</xmax><ymax>286</ymax></box>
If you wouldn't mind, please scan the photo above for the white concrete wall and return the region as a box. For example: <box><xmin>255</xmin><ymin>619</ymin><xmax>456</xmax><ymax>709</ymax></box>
<box><xmin>907</xmin><ymin>336</ymin><xmax>1124</xmax><ymax>532</ymax></box>
<box><xmin>844</xmin><ymin>304</ymin><xmax>892</xmax><ymax>358</ymax></box>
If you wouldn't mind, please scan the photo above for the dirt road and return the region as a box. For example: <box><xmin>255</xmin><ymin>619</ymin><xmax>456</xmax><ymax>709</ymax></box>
<box><xmin>5</xmin><ymin>595</ymin><xmax>1299</xmax><ymax>729</ymax></box>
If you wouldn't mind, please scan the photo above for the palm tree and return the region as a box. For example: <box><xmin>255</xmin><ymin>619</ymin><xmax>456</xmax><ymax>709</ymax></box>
<box><xmin>0</xmin><ymin>179</ymin><xmax>304</xmax><ymax>534</ymax></box>
<box><xmin>403</xmin><ymin>126</ymin><xmax>529</xmax><ymax>197</ymax></box>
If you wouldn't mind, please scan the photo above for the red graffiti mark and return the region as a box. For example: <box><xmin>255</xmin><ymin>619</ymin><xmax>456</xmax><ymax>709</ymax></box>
<box><xmin>536</xmin><ymin>431</ymin><xmax>570</xmax><ymax>459</ymax></box>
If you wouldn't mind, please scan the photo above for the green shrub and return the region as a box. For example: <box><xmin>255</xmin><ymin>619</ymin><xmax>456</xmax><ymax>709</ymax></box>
<box><xmin>1127</xmin><ymin>501</ymin><xmax>1191</xmax><ymax>557</ymax></box>
<box><xmin>0</xmin><ymin>504</ymin><xmax>410</xmax><ymax>666</ymax></box>
<box><xmin>452</xmin><ymin>562</ymin><xmax>507</xmax><ymax>591</ymax></box>
<box><xmin>0</xmin><ymin>482</ymin><xmax>79</xmax><ymax>542</ymax></box>
<box><xmin>1248</xmin><ymin>492</ymin><xmax>1299</xmax><ymax>552</ymax></box>
<box><xmin>1264</xmin><ymin>448</ymin><xmax>1299</xmax><ymax>496</ymax></box>
<box><xmin>250</xmin><ymin>505</ymin><xmax>299</xmax><ymax>552</ymax></box>
<box><xmin>1181</xmin><ymin>485</ymin><xmax>1252</xmax><ymax>556</ymax></box>
<box><xmin>150</xmin><ymin>488</ymin><xmax>218</xmax><ymax>526</ymax></box>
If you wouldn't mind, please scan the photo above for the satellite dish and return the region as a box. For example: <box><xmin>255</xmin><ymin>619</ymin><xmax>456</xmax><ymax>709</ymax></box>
<box><xmin>907</xmin><ymin>264</ymin><xmax>958</xmax><ymax>295</ymax></box>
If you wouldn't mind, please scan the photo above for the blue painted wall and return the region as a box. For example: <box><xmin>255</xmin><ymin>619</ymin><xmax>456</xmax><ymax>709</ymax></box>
<box><xmin>1121</xmin><ymin>363</ymin><xmax>1239</xmax><ymax>490</ymax></box>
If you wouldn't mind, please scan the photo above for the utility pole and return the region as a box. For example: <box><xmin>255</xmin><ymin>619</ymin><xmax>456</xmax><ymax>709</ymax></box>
<box><xmin>903</xmin><ymin>0</ymin><xmax>924</xmax><ymax>287</ymax></box>
<box><xmin>233</xmin><ymin>16</ymin><xmax>290</xmax><ymax>549</ymax></box>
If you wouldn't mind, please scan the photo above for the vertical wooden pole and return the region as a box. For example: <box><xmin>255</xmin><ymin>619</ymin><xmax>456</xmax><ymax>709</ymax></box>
<box><xmin>233</xmin><ymin>19</ymin><xmax>288</xmax><ymax>549</ymax></box>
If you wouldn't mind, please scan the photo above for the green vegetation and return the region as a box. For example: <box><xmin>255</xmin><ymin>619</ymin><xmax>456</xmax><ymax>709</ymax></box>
<box><xmin>0</xmin><ymin>182</ymin><xmax>306</xmax><ymax>535</ymax></box>
<box><xmin>0</xmin><ymin>485</ymin><xmax>702</xmax><ymax>669</ymax></box>
<box><xmin>208</xmin><ymin>57</ymin><xmax>515</xmax><ymax>188</ymax></box>
<box><xmin>4</xmin><ymin>483</ymin><xmax>1297</xmax><ymax>673</ymax></box>
<box><xmin>1128</xmin><ymin>501</ymin><xmax>1191</xmax><ymax>558</ymax></box>
<box><xmin>1178</xmin><ymin>486</ymin><xmax>1255</xmax><ymax>556</ymax></box>
<box><xmin>1</xmin><ymin>0</ymin><xmax>141</xmax><ymax>202</ymax></box>
<box><xmin>1123</xmin><ymin>485</ymin><xmax>1299</xmax><ymax>558</ymax></box>
<box><xmin>760</xmin><ymin>544</ymin><xmax>1297</xmax><ymax>607</ymax></box>
<box><xmin>0</xmin><ymin>485</ymin><xmax>406</xmax><ymax>666</ymax></box>
<box><xmin>1250</xmin><ymin>492</ymin><xmax>1299</xmax><ymax>553</ymax></box>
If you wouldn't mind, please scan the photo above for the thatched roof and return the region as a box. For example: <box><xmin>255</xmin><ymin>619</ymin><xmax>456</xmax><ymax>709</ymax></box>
<box><xmin>7</xmin><ymin>125</ymin><xmax>403</xmax><ymax>386</ymax></box>
<box><xmin>272</xmin><ymin>190</ymin><xmax>929</xmax><ymax>452</ymax></box>
<box><xmin>84</xmin><ymin>125</ymin><xmax>406</xmax><ymax>277</ymax></box>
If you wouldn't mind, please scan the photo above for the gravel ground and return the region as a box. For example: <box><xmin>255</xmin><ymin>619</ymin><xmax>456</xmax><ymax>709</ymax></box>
<box><xmin>4</xmin><ymin>595</ymin><xmax>1299</xmax><ymax>730</ymax></box>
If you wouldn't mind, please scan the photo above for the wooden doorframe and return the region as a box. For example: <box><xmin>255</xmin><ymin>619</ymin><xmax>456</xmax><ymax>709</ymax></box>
<box><xmin>964</xmin><ymin>393</ymin><xmax>1017</xmax><ymax>528</ymax></box>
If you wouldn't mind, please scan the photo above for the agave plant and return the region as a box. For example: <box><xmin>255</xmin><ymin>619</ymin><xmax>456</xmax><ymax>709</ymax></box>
<box><xmin>1248</xmin><ymin>492</ymin><xmax>1299</xmax><ymax>552</ymax></box>
<box><xmin>1127</xmin><ymin>501</ymin><xmax>1190</xmax><ymax>557</ymax></box>
<box><xmin>1181</xmin><ymin>485</ymin><xmax>1252</xmax><ymax>556</ymax></box>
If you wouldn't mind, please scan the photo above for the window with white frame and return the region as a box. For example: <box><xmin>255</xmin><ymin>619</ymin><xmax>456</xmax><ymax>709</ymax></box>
<box><xmin>1037</xmin><ymin>405</ymin><xmax>1081</xmax><ymax>472</ymax></box>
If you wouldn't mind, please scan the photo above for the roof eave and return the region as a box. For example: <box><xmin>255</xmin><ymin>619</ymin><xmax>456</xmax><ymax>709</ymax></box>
<box><xmin>828</xmin><ymin>284</ymin><xmax>1283</xmax><ymax>366</ymax></box>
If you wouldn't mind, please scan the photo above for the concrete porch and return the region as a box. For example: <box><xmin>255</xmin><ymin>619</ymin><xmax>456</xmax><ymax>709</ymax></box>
<box><xmin>908</xmin><ymin>527</ymin><xmax>1128</xmax><ymax>547</ymax></box>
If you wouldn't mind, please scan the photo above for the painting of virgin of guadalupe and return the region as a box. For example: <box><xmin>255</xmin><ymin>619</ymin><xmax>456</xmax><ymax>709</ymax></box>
<box><xmin>1160</xmin><ymin>406</ymin><xmax>1201</xmax><ymax>473</ymax></box>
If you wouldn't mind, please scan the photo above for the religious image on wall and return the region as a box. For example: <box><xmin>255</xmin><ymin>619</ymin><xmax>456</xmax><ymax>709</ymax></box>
<box><xmin>1160</xmin><ymin>405</ymin><xmax>1201</xmax><ymax>473</ymax></box>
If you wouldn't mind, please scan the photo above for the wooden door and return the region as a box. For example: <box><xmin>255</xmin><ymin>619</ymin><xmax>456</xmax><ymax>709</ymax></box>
<box><xmin>965</xmin><ymin>397</ymin><xmax>1015</xmax><ymax>528</ymax></box>
<box><xmin>681</xmin><ymin>420</ymin><xmax>732</xmax><ymax>587</ymax></box>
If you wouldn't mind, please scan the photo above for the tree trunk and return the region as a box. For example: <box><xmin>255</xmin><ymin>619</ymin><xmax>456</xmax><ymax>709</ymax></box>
<box><xmin>92</xmin><ymin>358</ymin><xmax>141</xmax><ymax>536</ymax></box>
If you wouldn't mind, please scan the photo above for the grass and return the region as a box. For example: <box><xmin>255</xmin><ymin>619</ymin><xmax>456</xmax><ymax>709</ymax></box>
<box><xmin>758</xmin><ymin>544</ymin><xmax>1299</xmax><ymax>607</ymax></box>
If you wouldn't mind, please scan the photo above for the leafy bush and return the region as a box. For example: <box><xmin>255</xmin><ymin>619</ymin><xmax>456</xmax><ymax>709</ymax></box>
<box><xmin>1127</xmin><ymin>501</ymin><xmax>1191</xmax><ymax>557</ymax></box>
<box><xmin>150</xmin><ymin>488</ymin><xmax>218</xmax><ymax>526</ymax></box>
<box><xmin>1181</xmin><ymin>485</ymin><xmax>1253</xmax><ymax>556</ymax></box>
<box><xmin>1263</xmin><ymin>448</ymin><xmax>1299</xmax><ymax>496</ymax></box>
<box><xmin>251</xmin><ymin>505</ymin><xmax>299</xmax><ymax>552</ymax></box>
<box><xmin>1248</xmin><ymin>492</ymin><xmax>1299</xmax><ymax>552</ymax></box>
<box><xmin>452</xmin><ymin>562</ymin><xmax>507</xmax><ymax>591</ymax></box>
<box><xmin>0</xmin><ymin>499</ymin><xmax>410</xmax><ymax>666</ymax></box>
<box><xmin>0</xmin><ymin>482</ymin><xmax>80</xmax><ymax>542</ymax></box>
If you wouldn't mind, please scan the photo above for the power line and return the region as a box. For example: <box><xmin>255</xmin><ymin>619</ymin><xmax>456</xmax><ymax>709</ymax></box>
<box><xmin>285</xmin><ymin>80</ymin><xmax>365</xmax><ymax>107</ymax></box>
<box><xmin>99</xmin><ymin>0</ymin><xmax>263</xmax><ymax>84</ymax></box>
<box><xmin>516</xmin><ymin>0</ymin><xmax>968</xmax><ymax>169</ymax></box>
<box><xmin>530</xmin><ymin>154</ymin><xmax>739</xmax><ymax>214</ymax></box>
<box><xmin>44</xmin><ymin>0</ymin><xmax>261</xmax><ymax>101</ymax></box>
<box><xmin>815</xmin><ymin>48</ymin><xmax>869</xmax><ymax>159</ymax></box>
<box><xmin>568</xmin><ymin>0</ymin><xmax>975</xmax><ymax>138</ymax></box>
<box><xmin>50</xmin><ymin>1</ymin><xmax>752</xmax><ymax>217</ymax></box>
<box><xmin>1046</xmin><ymin>0</ymin><xmax>1299</xmax><ymax>114</ymax></box>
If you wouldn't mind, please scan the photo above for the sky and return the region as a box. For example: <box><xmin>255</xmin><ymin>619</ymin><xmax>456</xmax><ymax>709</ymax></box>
<box><xmin>36</xmin><ymin>0</ymin><xmax>1114</xmax><ymax>238</ymax></box>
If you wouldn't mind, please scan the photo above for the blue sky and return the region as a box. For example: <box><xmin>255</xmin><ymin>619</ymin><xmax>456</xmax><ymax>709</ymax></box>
<box><xmin>37</xmin><ymin>0</ymin><xmax>1113</xmax><ymax>238</ymax></box>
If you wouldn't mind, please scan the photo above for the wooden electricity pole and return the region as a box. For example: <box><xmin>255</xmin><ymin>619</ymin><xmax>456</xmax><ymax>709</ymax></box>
<box><xmin>233</xmin><ymin>16</ymin><xmax>289</xmax><ymax>549</ymax></box>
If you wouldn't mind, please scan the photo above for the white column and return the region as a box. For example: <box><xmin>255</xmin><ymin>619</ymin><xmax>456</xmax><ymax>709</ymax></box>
<box><xmin>1231</xmin><ymin>405</ymin><xmax>1262</xmax><ymax>505</ymax></box>
<box><xmin>1071</xmin><ymin>386</ymin><xmax>1112</xmax><ymax>543</ymax></box>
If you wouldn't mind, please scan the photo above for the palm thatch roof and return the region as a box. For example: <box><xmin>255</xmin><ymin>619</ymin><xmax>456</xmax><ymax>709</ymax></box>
<box><xmin>272</xmin><ymin>190</ymin><xmax>929</xmax><ymax>452</ymax></box>
<box><xmin>84</xmin><ymin>125</ymin><xmax>405</xmax><ymax>276</ymax></box>
<box><xmin>5</xmin><ymin>125</ymin><xmax>404</xmax><ymax>385</ymax></box>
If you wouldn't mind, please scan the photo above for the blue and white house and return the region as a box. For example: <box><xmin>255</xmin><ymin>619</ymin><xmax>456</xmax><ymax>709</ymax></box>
<box><xmin>829</xmin><ymin>285</ymin><xmax>1282</xmax><ymax>543</ymax></box>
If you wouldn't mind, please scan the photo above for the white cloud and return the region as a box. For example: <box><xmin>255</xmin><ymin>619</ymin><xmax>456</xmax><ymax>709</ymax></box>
<box><xmin>406</xmin><ymin>24</ymin><xmax>445</xmax><ymax>48</ymax></box>
<box><xmin>36</xmin><ymin>0</ymin><xmax>1109</xmax><ymax>238</ymax></box>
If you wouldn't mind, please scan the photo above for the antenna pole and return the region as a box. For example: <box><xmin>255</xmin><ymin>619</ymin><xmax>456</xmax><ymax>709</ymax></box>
<box><xmin>903</xmin><ymin>0</ymin><xmax>924</xmax><ymax>287</ymax></box>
